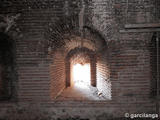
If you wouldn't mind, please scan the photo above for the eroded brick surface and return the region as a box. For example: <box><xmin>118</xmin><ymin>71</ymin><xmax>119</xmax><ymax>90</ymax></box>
<box><xmin>0</xmin><ymin>0</ymin><xmax>159</xmax><ymax>120</ymax></box>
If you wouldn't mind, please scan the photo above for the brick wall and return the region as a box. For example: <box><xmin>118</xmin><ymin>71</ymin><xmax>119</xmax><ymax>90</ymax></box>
<box><xmin>50</xmin><ymin>51</ymin><xmax>65</xmax><ymax>99</ymax></box>
<box><xmin>16</xmin><ymin>30</ymin><xmax>51</xmax><ymax>102</ymax></box>
<box><xmin>12</xmin><ymin>1</ymin><xmax>65</xmax><ymax>102</ymax></box>
<box><xmin>90</xmin><ymin>55</ymin><xmax>96</xmax><ymax>87</ymax></box>
<box><xmin>0</xmin><ymin>0</ymin><xmax>159</xmax><ymax>119</ymax></box>
<box><xmin>114</xmin><ymin>0</ymin><xmax>157</xmax><ymax>28</ymax></box>
<box><xmin>107</xmin><ymin>33</ymin><xmax>152</xmax><ymax>100</ymax></box>
<box><xmin>96</xmin><ymin>50</ymin><xmax>111</xmax><ymax>99</ymax></box>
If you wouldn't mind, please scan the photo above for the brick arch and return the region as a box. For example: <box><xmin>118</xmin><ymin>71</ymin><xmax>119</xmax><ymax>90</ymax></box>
<box><xmin>65</xmin><ymin>47</ymin><xmax>96</xmax><ymax>87</ymax></box>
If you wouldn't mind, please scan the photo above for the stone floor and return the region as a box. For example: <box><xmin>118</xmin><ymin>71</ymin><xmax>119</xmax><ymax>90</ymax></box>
<box><xmin>56</xmin><ymin>83</ymin><xmax>107</xmax><ymax>101</ymax></box>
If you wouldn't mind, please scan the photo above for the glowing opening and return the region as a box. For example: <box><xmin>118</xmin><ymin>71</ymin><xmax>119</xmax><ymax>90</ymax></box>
<box><xmin>72</xmin><ymin>63</ymin><xmax>91</xmax><ymax>88</ymax></box>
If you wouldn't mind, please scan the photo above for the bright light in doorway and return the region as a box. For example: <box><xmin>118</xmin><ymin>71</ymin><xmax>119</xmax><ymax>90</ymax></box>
<box><xmin>72</xmin><ymin>63</ymin><xmax>90</xmax><ymax>88</ymax></box>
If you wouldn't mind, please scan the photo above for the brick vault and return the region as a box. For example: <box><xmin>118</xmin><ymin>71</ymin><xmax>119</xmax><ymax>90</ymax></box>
<box><xmin>0</xmin><ymin>0</ymin><xmax>160</xmax><ymax>120</ymax></box>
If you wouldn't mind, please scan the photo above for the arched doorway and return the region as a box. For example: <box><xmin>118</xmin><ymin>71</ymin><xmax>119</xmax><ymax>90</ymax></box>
<box><xmin>46</xmin><ymin>16</ymin><xmax>111</xmax><ymax>100</ymax></box>
<box><xmin>65</xmin><ymin>47</ymin><xmax>96</xmax><ymax>88</ymax></box>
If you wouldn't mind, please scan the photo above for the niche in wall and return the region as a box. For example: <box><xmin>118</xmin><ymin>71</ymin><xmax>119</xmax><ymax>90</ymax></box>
<box><xmin>0</xmin><ymin>32</ymin><xmax>17</xmax><ymax>101</ymax></box>
<box><xmin>150</xmin><ymin>32</ymin><xmax>160</xmax><ymax>97</ymax></box>
<box><xmin>46</xmin><ymin>16</ymin><xmax>111</xmax><ymax>101</ymax></box>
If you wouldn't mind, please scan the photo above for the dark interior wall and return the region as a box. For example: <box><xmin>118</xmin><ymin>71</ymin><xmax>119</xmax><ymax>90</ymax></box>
<box><xmin>150</xmin><ymin>32</ymin><xmax>160</xmax><ymax>97</ymax></box>
<box><xmin>0</xmin><ymin>0</ymin><xmax>159</xmax><ymax>119</ymax></box>
<box><xmin>0</xmin><ymin>33</ymin><xmax>17</xmax><ymax>101</ymax></box>
<box><xmin>0</xmin><ymin>65</ymin><xmax>2</xmax><ymax>95</ymax></box>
